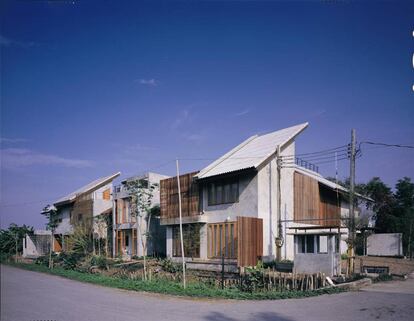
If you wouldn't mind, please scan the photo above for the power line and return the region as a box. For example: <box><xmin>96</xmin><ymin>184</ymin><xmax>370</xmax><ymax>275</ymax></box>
<box><xmin>359</xmin><ymin>141</ymin><xmax>414</xmax><ymax>149</ymax></box>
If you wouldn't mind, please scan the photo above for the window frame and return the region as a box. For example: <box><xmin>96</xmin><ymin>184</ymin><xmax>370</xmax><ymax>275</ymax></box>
<box><xmin>207</xmin><ymin>177</ymin><xmax>239</xmax><ymax>206</ymax></box>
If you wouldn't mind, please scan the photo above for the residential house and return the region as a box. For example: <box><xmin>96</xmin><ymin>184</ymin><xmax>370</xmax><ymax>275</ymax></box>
<box><xmin>160</xmin><ymin>123</ymin><xmax>371</xmax><ymax>275</ymax></box>
<box><xmin>52</xmin><ymin>172</ymin><xmax>120</xmax><ymax>252</ymax></box>
<box><xmin>112</xmin><ymin>172</ymin><xmax>169</xmax><ymax>259</ymax></box>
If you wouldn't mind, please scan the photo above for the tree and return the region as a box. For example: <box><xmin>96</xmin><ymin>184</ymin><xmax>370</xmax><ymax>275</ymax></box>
<box><xmin>125</xmin><ymin>179</ymin><xmax>157</xmax><ymax>280</ymax></box>
<box><xmin>41</xmin><ymin>205</ymin><xmax>59</xmax><ymax>268</ymax></box>
<box><xmin>363</xmin><ymin>177</ymin><xmax>397</xmax><ymax>233</ymax></box>
<box><xmin>394</xmin><ymin>177</ymin><xmax>414</xmax><ymax>258</ymax></box>
<box><xmin>0</xmin><ymin>224</ymin><xmax>33</xmax><ymax>260</ymax></box>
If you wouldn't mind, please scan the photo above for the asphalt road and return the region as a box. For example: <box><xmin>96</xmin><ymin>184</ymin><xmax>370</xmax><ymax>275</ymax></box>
<box><xmin>1</xmin><ymin>265</ymin><xmax>414</xmax><ymax>321</ymax></box>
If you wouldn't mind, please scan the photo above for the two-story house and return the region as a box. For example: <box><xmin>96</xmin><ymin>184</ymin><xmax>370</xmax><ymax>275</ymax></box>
<box><xmin>112</xmin><ymin>172</ymin><xmax>169</xmax><ymax>259</ymax></box>
<box><xmin>52</xmin><ymin>172</ymin><xmax>120</xmax><ymax>252</ymax></box>
<box><xmin>160</xmin><ymin>123</ymin><xmax>371</xmax><ymax>275</ymax></box>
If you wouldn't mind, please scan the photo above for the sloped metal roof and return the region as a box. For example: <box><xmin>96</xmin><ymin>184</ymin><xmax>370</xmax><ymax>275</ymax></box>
<box><xmin>195</xmin><ymin>123</ymin><xmax>308</xmax><ymax>179</ymax></box>
<box><xmin>54</xmin><ymin>172</ymin><xmax>121</xmax><ymax>206</ymax></box>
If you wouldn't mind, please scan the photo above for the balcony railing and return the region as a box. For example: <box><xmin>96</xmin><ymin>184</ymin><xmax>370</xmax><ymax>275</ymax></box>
<box><xmin>295</xmin><ymin>157</ymin><xmax>319</xmax><ymax>173</ymax></box>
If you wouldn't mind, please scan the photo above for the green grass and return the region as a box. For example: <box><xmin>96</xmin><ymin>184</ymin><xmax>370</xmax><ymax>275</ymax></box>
<box><xmin>4</xmin><ymin>262</ymin><xmax>345</xmax><ymax>300</ymax></box>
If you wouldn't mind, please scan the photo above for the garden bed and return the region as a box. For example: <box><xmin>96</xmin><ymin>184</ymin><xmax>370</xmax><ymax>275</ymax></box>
<box><xmin>3</xmin><ymin>259</ymin><xmax>345</xmax><ymax>300</ymax></box>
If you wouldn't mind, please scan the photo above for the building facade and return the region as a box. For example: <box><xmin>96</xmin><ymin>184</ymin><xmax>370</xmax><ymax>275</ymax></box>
<box><xmin>160</xmin><ymin>123</ymin><xmax>372</xmax><ymax>275</ymax></box>
<box><xmin>112</xmin><ymin>172</ymin><xmax>169</xmax><ymax>259</ymax></box>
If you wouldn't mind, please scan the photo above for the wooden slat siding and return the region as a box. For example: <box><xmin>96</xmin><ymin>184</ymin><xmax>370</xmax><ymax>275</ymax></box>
<box><xmin>237</xmin><ymin>217</ymin><xmax>263</xmax><ymax>267</ymax></box>
<box><xmin>294</xmin><ymin>172</ymin><xmax>340</xmax><ymax>227</ymax></box>
<box><xmin>160</xmin><ymin>171</ymin><xmax>200</xmax><ymax>220</ymax></box>
<box><xmin>102</xmin><ymin>188</ymin><xmax>110</xmax><ymax>200</ymax></box>
<box><xmin>115</xmin><ymin>200</ymin><xmax>118</xmax><ymax>225</ymax></box>
<box><xmin>207</xmin><ymin>222</ymin><xmax>238</xmax><ymax>259</ymax></box>
<box><xmin>116</xmin><ymin>230</ymin><xmax>121</xmax><ymax>256</ymax></box>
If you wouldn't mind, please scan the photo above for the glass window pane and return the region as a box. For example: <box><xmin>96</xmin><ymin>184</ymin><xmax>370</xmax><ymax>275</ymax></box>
<box><xmin>318</xmin><ymin>235</ymin><xmax>328</xmax><ymax>253</ymax></box>
<box><xmin>224</xmin><ymin>184</ymin><xmax>231</xmax><ymax>203</ymax></box>
<box><xmin>306</xmin><ymin>235</ymin><xmax>314</xmax><ymax>253</ymax></box>
<box><xmin>216</xmin><ymin>185</ymin><xmax>223</xmax><ymax>204</ymax></box>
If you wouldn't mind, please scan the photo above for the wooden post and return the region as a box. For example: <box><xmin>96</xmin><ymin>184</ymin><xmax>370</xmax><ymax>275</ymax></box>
<box><xmin>176</xmin><ymin>159</ymin><xmax>186</xmax><ymax>289</ymax></box>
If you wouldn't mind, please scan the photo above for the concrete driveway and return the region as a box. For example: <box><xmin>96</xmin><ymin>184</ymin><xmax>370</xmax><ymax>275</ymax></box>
<box><xmin>1</xmin><ymin>265</ymin><xmax>414</xmax><ymax>321</ymax></box>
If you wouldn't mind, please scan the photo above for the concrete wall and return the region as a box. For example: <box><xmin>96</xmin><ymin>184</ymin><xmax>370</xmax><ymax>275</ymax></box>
<box><xmin>367</xmin><ymin>233</ymin><xmax>403</xmax><ymax>257</ymax></box>
<box><xmin>23</xmin><ymin>231</ymin><xmax>51</xmax><ymax>258</ymax></box>
<box><xmin>200</xmin><ymin>172</ymin><xmax>258</xmax><ymax>223</ymax></box>
<box><xmin>92</xmin><ymin>183</ymin><xmax>113</xmax><ymax>217</ymax></box>
<box><xmin>293</xmin><ymin>234</ymin><xmax>341</xmax><ymax>276</ymax></box>
<box><xmin>353</xmin><ymin>256</ymin><xmax>414</xmax><ymax>275</ymax></box>
<box><xmin>55</xmin><ymin>205</ymin><xmax>73</xmax><ymax>235</ymax></box>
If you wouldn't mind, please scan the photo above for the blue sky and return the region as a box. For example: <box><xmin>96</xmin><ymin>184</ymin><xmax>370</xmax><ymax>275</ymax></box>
<box><xmin>1</xmin><ymin>0</ymin><xmax>413</xmax><ymax>229</ymax></box>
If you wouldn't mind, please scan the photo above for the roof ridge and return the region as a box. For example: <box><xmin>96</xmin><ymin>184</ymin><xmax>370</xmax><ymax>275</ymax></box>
<box><xmin>195</xmin><ymin>134</ymin><xmax>258</xmax><ymax>178</ymax></box>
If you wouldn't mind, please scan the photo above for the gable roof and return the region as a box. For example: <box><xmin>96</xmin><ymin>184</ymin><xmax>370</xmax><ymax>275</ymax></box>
<box><xmin>54</xmin><ymin>172</ymin><xmax>121</xmax><ymax>206</ymax></box>
<box><xmin>195</xmin><ymin>123</ymin><xmax>308</xmax><ymax>180</ymax></box>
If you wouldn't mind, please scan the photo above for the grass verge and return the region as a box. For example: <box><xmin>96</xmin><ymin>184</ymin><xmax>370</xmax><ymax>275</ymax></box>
<box><xmin>3</xmin><ymin>262</ymin><xmax>345</xmax><ymax>300</ymax></box>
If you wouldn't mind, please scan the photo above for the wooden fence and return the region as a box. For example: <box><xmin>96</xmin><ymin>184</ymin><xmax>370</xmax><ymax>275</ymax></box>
<box><xmin>237</xmin><ymin>216</ymin><xmax>263</xmax><ymax>267</ymax></box>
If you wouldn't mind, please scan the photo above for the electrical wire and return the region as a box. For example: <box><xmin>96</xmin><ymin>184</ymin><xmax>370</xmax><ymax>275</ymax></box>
<box><xmin>359</xmin><ymin>141</ymin><xmax>414</xmax><ymax>149</ymax></box>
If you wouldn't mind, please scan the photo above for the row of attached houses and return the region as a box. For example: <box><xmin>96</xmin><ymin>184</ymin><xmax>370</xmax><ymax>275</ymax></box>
<box><xmin>24</xmin><ymin>122</ymin><xmax>372</xmax><ymax>276</ymax></box>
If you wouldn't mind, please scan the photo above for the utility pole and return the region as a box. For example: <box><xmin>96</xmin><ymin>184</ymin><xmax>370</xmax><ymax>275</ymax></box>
<box><xmin>348</xmin><ymin>129</ymin><xmax>356</xmax><ymax>275</ymax></box>
<box><xmin>176</xmin><ymin>159</ymin><xmax>186</xmax><ymax>289</ymax></box>
<box><xmin>275</xmin><ymin>145</ymin><xmax>283</xmax><ymax>261</ymax></box>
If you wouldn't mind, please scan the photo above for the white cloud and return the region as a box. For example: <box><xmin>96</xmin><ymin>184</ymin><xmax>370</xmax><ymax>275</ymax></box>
<box><xmin>171</xmin><ymin>109</ymin><xmax>191</xmax><ymax>130</ymax></box>
<box><xmin>0</xmin><ymin>137</ymin><xmax>29</xmax><ymax>144</ymax></box>
<box><xmin>0</xmin><ymin>35</ymin><xmax>38</xmax><ymax>48</ymax></box>
<box><xmin>137</xmin><ymin>78</ymin><xmax>159</xmax><ymax>86</ymax></box>
<box><xmin>185</xmin><ymin>133</ymin><xmax>204</xmax><ymax>143</ymax></box>
<box><xmin>0</xmin><ymin>148</ymin><xmax>93</xmax><ymax>169</ymax></box>
<box><xmin>234</xmin><ymin>109</ymin><xmax>250</xmax><ymax>117</ymax></box>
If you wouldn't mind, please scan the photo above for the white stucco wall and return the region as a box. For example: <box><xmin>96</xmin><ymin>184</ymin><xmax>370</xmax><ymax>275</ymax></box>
<box><xmin>55</xmin><ymin>206</ymin><xmax>73</xmax><ymax>235</ymax></box>
<box><xmin>200</xmin><ymin>172</ymin><xmax>258</xmax><ymax>224</ymax></box>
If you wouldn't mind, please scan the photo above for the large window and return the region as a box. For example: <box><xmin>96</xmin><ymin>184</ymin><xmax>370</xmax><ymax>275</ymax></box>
<box><xmin>208</xmin><ymin>178</ymin><xmax>239</xmax><ymax>206</ymax></box>
<box><xmin>172</xmin><ymin>224</ymin><xmax>200</xmax><ymax>258</ymax></box>
<box><xmin>297</xmin><ymin>235</ymin><xmax>330</xmax><ymax>254</ymax></box>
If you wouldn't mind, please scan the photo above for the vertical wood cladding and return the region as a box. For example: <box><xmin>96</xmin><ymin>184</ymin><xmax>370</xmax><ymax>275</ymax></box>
<box><xmin>294</xmin><ymin>172</ymin><xmax>340</xmax><ymax>227</ymax></box>
<box><xmin>207</xmin><ymin>221</ymin><xmax>238</xmax><ymax>259</ymax></box>
<box><xmin>160</xmin><ymin>171</ymin><xmax>200</xmax><ymax>220</ymax></box>
<box><xmin>237</xmin><ymin>216</ymin><xmax>263</xmax><ymax>267</ymax></box>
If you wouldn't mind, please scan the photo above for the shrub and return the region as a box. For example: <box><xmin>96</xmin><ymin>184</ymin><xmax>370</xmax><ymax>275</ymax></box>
<box><xmin>90</xmin><ymin>255</ymin><xmax>108</xmax><ymax>270</ymax></box>
<box><xmin>239</xmin><ymin>268</ymin><xmax>265</xmax><ymax>292</ymax></box>
<box><xmin>57</xmin><ymin>252</ymin><xmax>83</xmax><ymax>270</ymax></box>
<box><xmin>35</xmin><ymin>254</ymin><xmax>53</xmax><ymax>266</ymax></box>
<box><xmin>159</xmin><ymin>258</ymin><xmax>181</xmax><ymax>273</ymax></box>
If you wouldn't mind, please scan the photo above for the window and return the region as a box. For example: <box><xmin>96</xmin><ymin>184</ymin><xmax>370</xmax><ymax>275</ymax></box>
<box><xmin>102</xmin><ymin>188</ymin><xmax>111</xmax><ymax>200</ymax></box>
<box><xmin>208</xmin><ymin>178</ymin><xmax>239</xmax><ymax>205</ymax></box>
<box><xmin>172</xmin><ymin>224</ymin><xmax>200</xmax><ymax>258</ymax></box>
<box><xmin>208</xmin><ymin>222</ymin><xmax>237</xmax><ymax>259</ymax></box>
<box><xmin>297</xmin><ymin>235</ymin><xmax>315</xmax><ymax>254</ymax></box>
<box><xmin>317</xmin><ymin>235</ymin><xmax>328</xmax><ymax>254</ymax></box>
<box><xmin>78</xmin><ymin>213</ymin><xmax>83</xmax><ymax>222</ymax></box>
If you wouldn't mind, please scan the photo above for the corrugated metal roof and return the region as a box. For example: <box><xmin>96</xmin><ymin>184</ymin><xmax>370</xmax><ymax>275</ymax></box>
<box><xmin>54</xmin><ymin>172</ymin><xmax>121</xmax><ymax>206</ymax></box>
<box><xmin>195</xmin><ymin>123</ymin><xmax>309</xmax><ymax>179</ymax></box>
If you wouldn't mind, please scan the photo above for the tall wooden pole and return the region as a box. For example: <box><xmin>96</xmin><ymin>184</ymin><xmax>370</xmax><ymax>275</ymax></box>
<box><xmin>176</xmin><ymin>159</ymin><xmax>186</xmax><ymax>288</ymax></box>
<box><xmin>348</xmin><ymin>129</ymin><xmax>356</xmax><ymax>275</ymax></box>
